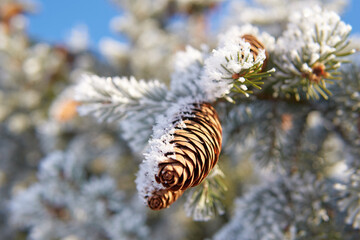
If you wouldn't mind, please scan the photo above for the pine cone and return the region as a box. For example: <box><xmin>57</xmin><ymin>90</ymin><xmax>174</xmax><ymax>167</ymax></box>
<box><xmin>155</xmin><ymin>103</ymin><xmax>222</xmax><ymax>192</ymax></box>
<box><xmin>242</xmin><ymin>34</ymin><xmax>268</xmax><ymax>70</ymax></box>
<box><xmin>0</xmin><ymin>3</ymin><xmax>24</xmax><ymax>33</ymax></box>
<box><xmin>0</xmin><ymin>3</ymin><xmax>24</xmax><ymax>22</ymax></box>
<box><xmin>147</xmin><ymin>189</ymin><xmax>184</xmax><ymax>210</ymax></box>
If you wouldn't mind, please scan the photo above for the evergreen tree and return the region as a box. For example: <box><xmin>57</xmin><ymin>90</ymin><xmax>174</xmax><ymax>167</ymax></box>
<box><xmin>1</xmin><ymin>0</ymin><xmax>359</xmax><ymax>239</ymax></box>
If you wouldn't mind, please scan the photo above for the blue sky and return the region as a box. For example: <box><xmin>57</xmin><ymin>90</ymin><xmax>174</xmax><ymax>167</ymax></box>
<box><xmin>27</xmin><ymin>0</ymin><xmax>120</xmax><ymax>48</ymax></box>
<box><xmin>27</xmin><ymin>0</ymin><xmax>360</xmax><ymax>50</ymax></box>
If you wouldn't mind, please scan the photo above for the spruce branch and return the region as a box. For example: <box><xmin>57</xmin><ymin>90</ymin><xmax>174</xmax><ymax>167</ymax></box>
<box><xmin>215</xmin><ymin>172</ymin><xmax>331</xmax><ymax>240</ymax></box>
<box><xmin>3</xmin><ymin>0</ymin><xmax>360</xmax><ymax>239</ymax></box>
<box><xmin>75</xmin><ymin>74</ymin><xmax>169</xmax><ymax>123</ymax></box>
<box><xmin>201</xmin><ymin>27</ymin><xmax>274</xmax><ymax>101</ymax></box>
<box><xmin>335</xmin><ymin>170</ymin><xmax>360</xmax><ymax>229</ymax></box>
<box><xmin>331</xmin><ymin>56</ymin><xmax>360</xmax><ymax>113</ymax></box>
<box><xmin>9</xmin><ymin>134</ymin><xmax>149</xmax><ymax>240</ymax></box>
<box><xmin>185</xmin><ymin>166</ymin><xmax>227</xmax><ymax>221</ymax></box>
<box><xmin>221</xmin><ymin>101</ymin><xmax>310</xmax><ymax>168</ymax></box>
<box><xmin>272</xmin><ymin>6</ymin><xmax>355</xmax><ymax>100</ymax></box>
<box><xmin>74</xmin><ymin>74</ymin><xmax>171</xmax><ymax>152</ymax></box>
<box><xmin>170</xmin><ymin>45</ymin><xmax>207</xmax><ymax>98</ymax></box>
<box><xmin>325</xmin><ymin>57</ymin><xmax>360</xmax><ymax>169</ymax></box>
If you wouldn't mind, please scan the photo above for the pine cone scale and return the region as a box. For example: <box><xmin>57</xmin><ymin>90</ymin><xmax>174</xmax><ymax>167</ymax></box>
<box><xmin>183</xmin><ymin>124</ymin><xmax>215</xmax><ymax>143</ymax></box>
<box><xmin>174</xmin><ymin>129</ymin><xmax>205</xmax><ymax>143</ymax></box>
<box><xmin>173</xmin><ymin>142</ymin><xmax>198</xmax><ymax>161</ymax></box>
<box><xmin>187</xmin><ymin>119</ymin><xmax>219</xmax><ymax>140</ymax></box>
<box><xmin>171</xmin><ymin>150</ymin><xmax>189</xmax><ymax>165</ymax></box>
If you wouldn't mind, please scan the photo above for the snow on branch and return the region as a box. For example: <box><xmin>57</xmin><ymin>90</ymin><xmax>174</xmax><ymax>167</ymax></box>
<box><xmin>215</xmin><ymin>172</ymin><xmax>330</xmax><ymax>240</ymax></box>
<box><xmin>335</xmin><ymin>170</ymin><xmax>360</xmax><ymax>229</ymax></box>
<box><xmin>170</xmin><ymin>45</ymin><xmax>208</xmax><ymax>98</ymax></box>
<box><xmin>200</xmin><ymin>26</ymin><xmax>275</xmax><ymax>101</ymax></box>
<box><xmin>273</xmin><ymin>6</ymin><xmax>355</xmax><ymax>100</ymax></box>
<box><xmin>10</xmin><ymin>135</ymin><xmax>148</xmax><ymax>240</ymax></box>
<box><xmin>75</xmin><ymin>74</ymin><xmax>169</xmax><ymax>122</ymax></box>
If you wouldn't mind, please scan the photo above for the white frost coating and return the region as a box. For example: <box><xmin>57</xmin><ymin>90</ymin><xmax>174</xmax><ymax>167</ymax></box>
<box><xmin>75</xmin><ymin>73</ymin><xmax>169</xmax><ymax>152</ymax></box>
<box><xmin>170</xmin><ymin>45</ymin><xmax>207</xmax><ymax>99</ymax></box>
<box><xmin>10</xmin><ymin>136</ymin><xmax>149</xmax><ymax>240</ymax></box>
<box><xmin>336</xmin><ymin>171</ymin><xmax>360</xmax><ymax>229</ymax></box>
<box><xmin>284</xmin><ymin>5</ymin><xmax>351</xmax><ymax>60</ymax></box>
<box><xmin>36</xmin><ymin>120</ymin><xmax>62</xmax><ymax>154</ymax></box>
<box><xmin>9</xmin><ymin>185</ymin><xmax>45</xmax><ymax>228</ymax></box>
<box><xmin>37</xmin><ymin>151</ymin><xmax>66</xmax><ymax>181</ymax></box>
<box><xmin>81</xmin><ymin>176</ymin><xmax>120</xmax><ymax>199</ymax></box>
<box><xmin>200</xmin><ymin>37</ymin><xmax>266</xmax><ymax>102</ymax></box>
<box><xmin>218</xmin><ymin>24</ymin><xmax>275</xmax><ymax>52</ymax></box>
<box><xmin>74</xmin><ymin>74</ymin><xmax>169</xmax><ymax>122</ymax></box>
<box><xmin>135</xmin><ymin>96</ymin><xmax>202</xmax><ymax>203</ymax></box>
<box><xmin>119</xmin><ymin>115</ymin><xmax>158</xmax><ymax>153</ymax></box>
<box><xmin>214</xmin><ymin>172</ymin><xmax>328</xmax><ymax>240</ymax></box>
<box><xmin>274</xmin><ymin>6</ymin><xmax>353</xmax><ymax>85</ymax></box>
<box><xmin>75</xmin><ymin>74</ymin><xmax>161</xmax><ymax>106</ymax></box>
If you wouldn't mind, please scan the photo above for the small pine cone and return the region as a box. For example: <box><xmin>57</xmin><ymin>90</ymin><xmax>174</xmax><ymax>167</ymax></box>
<box><xmin>147</xmin><ymin>189</ymin><xmax>184</xmax><ymax>210</ymax></box>
<box><xmin>0</xmin><ymin>3</ymin><xmax>24</xmax><ymax>22</ymax></box>
<box><xmin>242</xmin><ymin>34</ymin><xmax>268</xmax><ymax>70</ymax></box>
<box><xmin>155</xmin><ymin>102</ymin><xmax>222</xmax><ymax>192</ymax></box>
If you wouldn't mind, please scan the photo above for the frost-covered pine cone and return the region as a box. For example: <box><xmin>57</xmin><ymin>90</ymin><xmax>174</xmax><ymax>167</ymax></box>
<box><xmin>154</xmin><ymin>102</ymin><xmax>222</xmax><ymax>192</ymax></box>
<box><xmin>137</xmin><ymin>100</ymin><xmax>222</xmax><ymax>210</ymax></box>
